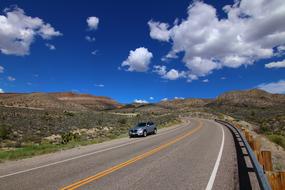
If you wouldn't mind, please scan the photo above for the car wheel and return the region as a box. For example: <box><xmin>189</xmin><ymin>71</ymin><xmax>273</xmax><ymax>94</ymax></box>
<box><xmin>143</xmin><ymin>131</ymin><xmax>147</xmax><ymax>137</ymax></box>
<box><xmin>129</xmin><ymin>135</ymin><xmax>133</xmax><ymax>138</ymax></box>
<box><xmin>154</xmin><ymin>129</ymin><xmax>157</xmax><ymax>135</ymax></box>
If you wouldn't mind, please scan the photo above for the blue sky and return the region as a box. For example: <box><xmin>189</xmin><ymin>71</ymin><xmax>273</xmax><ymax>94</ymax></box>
<box><xmin>0</xmin><ymin>0</ymin><xmax>285</xmax><ymax>103</ymax></box>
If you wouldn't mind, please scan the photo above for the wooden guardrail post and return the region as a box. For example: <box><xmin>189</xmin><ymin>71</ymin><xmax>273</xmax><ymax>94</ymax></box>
<box><xmin>241</xmin><ymin>127</ymin><xmax>245</xmax><ymax>135</ymax></box>
<box><xmin>254</xmin><ymin>150</ymin><xmax>263</xmax><ymax>164</ymax></box>
<box><xmin>245</xmin><ymin>130</ymin><xmax>250</xmax><ymax>141</ymax></box>
<box><xmin>248</xmin><ymin>134</ymin><xmax>254</xmax><ymax>149</ymax></box>
<box><xmin>252</xmin><ymin>138</ymin><xmax>261</xmax><ymax>151</ymax></box>
<box><xmin>266</xmin><ymin>171</ymin><xmax>285</xmax><ymax>190</ymax></box>
<box><xmin>261</xmin><ymin>151</ymin><xmax>273</xmax><ymax>171</ymax></box>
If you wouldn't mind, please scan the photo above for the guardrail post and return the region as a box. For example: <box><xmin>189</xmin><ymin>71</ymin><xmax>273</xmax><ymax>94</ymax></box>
<box><xmin>254</xmin><ymin>150</ymin><xmax>263</xmax><ymax>163</ymax></box>
<box><xmin>245</xmin><ymin>130</ymin><xmax>250</xmax><ymax>141</ymax></box>
<box><xmin>266</xmin><ymin>171</ymin><xmax>285</xmax><ymax>190</ymax></box>
<box><xmin>252</xmin><ymin>138</ymin><xmax>261</xmax><ymax>151</ymax></box>
<box><xmin>248</xmin><ymin>134</ymin><xmax>254</xmax><ymax>149</ymax></box>
<box><xmin>261</xmin><ymin>151</ymin><xmax>273</xmax><ymax>171</ymax></box>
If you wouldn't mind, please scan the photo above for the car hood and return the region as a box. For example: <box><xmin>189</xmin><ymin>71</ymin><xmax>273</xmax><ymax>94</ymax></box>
<box><xmin>130</xmin><ymin>127</ymin><xmax>144</xmax><ymax>130</ymax></box>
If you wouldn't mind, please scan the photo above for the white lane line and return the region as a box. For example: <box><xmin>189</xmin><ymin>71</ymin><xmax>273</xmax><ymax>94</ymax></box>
<box><xmin>205</xmin><ymin>123</ymin><xmax>225</xmax><ymax>190</ymax></box>
<box><xmin>0</xmin><ymin>121</ymin><xmax>191</xmax><ymax>179</ymax></box>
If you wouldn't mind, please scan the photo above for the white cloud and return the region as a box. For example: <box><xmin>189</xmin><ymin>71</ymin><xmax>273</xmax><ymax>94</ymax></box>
<box><xmin>0</xmin><ymin>7</ymin><xmax>61</xmax><ymax>56</ymax></box>
<box><xmin>164</xmin><ymin>69</ymin><xmax>181</xmax><ymax>80</ymax></box>
<box><xmin>94</xmin><ymin>84</ymin><xmax>104</xmax><ymax>87</ymax></box>
<box><xmin>221</xmin><ymin>77</ymin><xmax>226</xmax><ymax>80</ymax></box>
<box><xmin>149</xmin><ymin>0</ymin><xmax>285</xmax><ymax>81</ymax></box>
<box><xmin>134</xmin><ymin>99</ymin><xmax>148</xmax><ymax>104</ymax></box>
<box><xmin>121</xmin><ymin>47</ymin><xmax>153</xmax><ymax>72</ymax></box>
<box><xmin>161</xmin><ymin>98</ymin><xmax>168</xmax><ymax>101</ymax></box>
<box><xmin>149</xmin><ymin>97</ymin><xmax>154</xmax><ymax>100</ymax></box>
<box><xmin>148</xmin><ymin>20</ymin><xmax>170</xmax><ymax>42</ymax></box>
<box><xmin>0</xmin><ymin>65</ymin><xmax>4</xmax><ymax>73</ymax></box>
<box><xmin>174</xmin><ymin>97</ymin><xmax>184</xmax><ymax>100</ymax></box>
<box><xmin>153</xmin><ymin>65</ymin><xmax>185</xmax><ymax>80</ymax></box>
<box><xmin>91</xmin><ymin>50</ymin><xmax>98</xmax><ymax>55</ymax></box>
<box><xmin>257</xmin><ymin>80</ymin><xmax>285</xmax><ymax>94</ymax></box>
<box><xmin>87</xmin><ymin>16</ymin><xmax>99</xmax><ymax>30</ymax></box>
<box><xmin>7</xmin><ymin>76</ymin><xmax>15</xmax><ymax>81</ymax></box>
<box><xmin>45</xmin><ymin>43</ymin><xmax>55</xmax><ymax>50</ymax></box>
<box><xmin>265</xmin><ymin>59</ymin><xmax>285</xmax><ymax>68</ymax></box>
<box><xmin>85</xmin><ymin>35</ymin><xmax>96</xmax><ymax>42</ymax></box>
<box><xmin>202</xmin><ymin>79</ymin><xmax>209</xmax><ymax>83</ymax></box>
<box><xmin>0</xmin><ymin>88</ymin><xmax>4</xmax><ymax>93</ymax></box>
<box><xmin>277</xmin><ymin>45</ymin><xmax>285</xmax><ymax>52</ymax></box>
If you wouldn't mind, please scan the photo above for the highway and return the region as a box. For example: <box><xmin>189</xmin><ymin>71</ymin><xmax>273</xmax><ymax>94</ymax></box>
<box><xmin>0</xmin><ymin>118</ymin><xmax>239</xmax><ymax>190</ymax></box>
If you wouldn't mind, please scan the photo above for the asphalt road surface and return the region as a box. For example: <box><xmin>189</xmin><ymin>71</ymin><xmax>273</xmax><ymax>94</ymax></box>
<box><xmin>0</xmin><ymin>118</ymin><xmax>239</xmax><ymax>190</ymax></box>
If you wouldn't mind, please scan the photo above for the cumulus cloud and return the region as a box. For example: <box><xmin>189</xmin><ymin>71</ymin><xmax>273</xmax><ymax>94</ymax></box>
<box><xmin>149</xmin><ymin>97</ymin><xmax>154</xmax><ymax>100</ymax></box>
<box><xmin>87</xmin><ymin>16</ymin><xmax>99</xmax><ymax>30</ymax></box>
<box><xmin>174</xmin><ymin>97</ymin><xmax>184</xmax><ymax>100</ymax></box>
<box><xmin>0</xmin><ymin>88</ymin><xmax>4</xmax><ymax>93</ymax></box>
<box><xmin>148</xmin><ymin>0</ymin><xmax>285</xmax><ymax>81</ymax></box>
<box><xmin>94</xmin><ymin>84</ymin><xmax>104</xmax><ymax>87</ymax></box>
<box><xmin>148</xmin><ymin>20</ymin><xmax>170</xmax><ymax>41</ymax></box>
<box><xmin>134</xmin><ymin>99</ymin><xmax>148</xmax><ymax>104</ymax></box>
<box><xmin>161</xmin><ymin>98</ymin><xmax>168</xmax><ymax>101</ymax></box>
<box><xmin>91</xmin><ymin>50</ymin><xmax>98</xmax><ymax>55</ymax></box>
<box><xmin>153</xmin><ymin>65</ymin><xmax>185</xmax><ymax>80</ymax></box>
<box><xmin>121</xmin><ymin>47</ymin><xmax>153</xmax><ymax>72</ymax></box>
<box><xmin>277</xmin><ymin>45</ymin><xmax>285</xmax><ymax>52</ymax></box>
<box><xmin>0</xmin><ymin>7</ymin><xmax>62</xmax><ymax>56</ymax></box>
<box><xmin>85</xmin><ymin>35</ymin><xmax>96</xmax><ymax>42</ymax></box>
<box><xmin>202</xmin><ymin>79</ymin><xmax>209</xmax><ymax>83</ymax></box>
<box><xmin>45</xmin><ymin>43</ymin><xmax>55</xmax><ymax>50</ymax></box>
<box><xmin>257</xmin><ymin>80</ymin><xmax>285</xmax><ymax>94</ymax></box>
<box><xmin>0</xmin><ymin>65</ymin><xmax>4</xmax><ymax>73</ymax></box>
<box><xmin>265</xmin><ymin>60</ymin><xmax>285</xmax><ymax>68</ymax></box>
<box><xmin>7</xmin><ymin>76</ymin><xmax>15</xmax><ymax>81</ymax></box>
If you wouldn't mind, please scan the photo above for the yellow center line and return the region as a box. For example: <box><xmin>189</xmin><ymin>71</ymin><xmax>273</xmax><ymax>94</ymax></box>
<box><xmin>60</xmin><ymin>121</ymin><xmax>203</xmax><ymax>190</ymax></box>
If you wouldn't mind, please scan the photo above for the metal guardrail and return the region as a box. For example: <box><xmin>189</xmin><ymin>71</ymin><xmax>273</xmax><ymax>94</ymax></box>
<box><xmin>215</xmin><ymin>119</ymin><xmax>272</xmax><ymax>190</ymax></box>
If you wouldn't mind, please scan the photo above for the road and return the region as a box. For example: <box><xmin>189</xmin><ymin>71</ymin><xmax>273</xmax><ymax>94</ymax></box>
<box><xmin>0</xmin><ymin>118</ymin><xmax>239</xmax><ymax>190</ymax></box>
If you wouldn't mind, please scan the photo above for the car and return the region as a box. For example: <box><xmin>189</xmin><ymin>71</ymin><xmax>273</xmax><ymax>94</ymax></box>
<box><xmin>129</xmin><ymin>122</ymin><xmax>157</xmax><ymax>138</ymax></box>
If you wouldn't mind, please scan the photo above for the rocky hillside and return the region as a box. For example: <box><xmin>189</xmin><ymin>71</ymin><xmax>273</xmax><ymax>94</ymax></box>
<box><xmin>158</xmin><ymin>98</ymin><xmax>211</xmax><ymax>109</ymax></box>
<box><xmin>210</xmin><ymin>89</ymin><xmax>285</xmax><ymax>108</ymax></box>
<box><xmin>0</xmin><ymin>92</ymin><xmax>121</xmax><ymax>111</ymax></box>
<box><xmin>50</xmin><ymin>92</ymin><xmax>121</xmax><ymax>110</ymax></box>
<box><xmin>207</xmin><ymin>89</ymin><xmax>285</xmax><ymax>135</ymax></box>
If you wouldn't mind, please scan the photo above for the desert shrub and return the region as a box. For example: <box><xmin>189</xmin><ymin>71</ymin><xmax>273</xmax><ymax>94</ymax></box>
<box><xmin>118</xmin><ymin>118</ymin><xmax>127</xmax><ymax>125</ymax></box>
<box><xmin>61</xmin><ymin>132</ymin><xmax>79</xmax><ymax>144</ymax></box>
<box><xmin>64</xmin><ymin>111</ymin><xmax>75</xmax><ymax>117</ymax></box>
<box><xmin>267</xmin><ymin>134</ymin><xmax>285</xmax><ymax>149</ymax></box>
<box><xmin>0</xmin><ymin>124</ymin><xmax>10</xmax><ymax>139</ymax></box>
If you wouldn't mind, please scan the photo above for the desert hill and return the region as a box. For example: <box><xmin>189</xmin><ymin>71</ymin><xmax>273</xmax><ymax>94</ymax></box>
<box><xmin>0</xmin><ymin>92</ymin><xmax>121</xmax><ymax>111</ymax></box>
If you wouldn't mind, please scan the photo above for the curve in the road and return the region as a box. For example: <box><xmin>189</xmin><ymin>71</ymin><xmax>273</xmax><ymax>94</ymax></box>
<box><xmin>60</xmin><ymin>122</ymin><xmax>203</xmax><ymax>190</ymax></box>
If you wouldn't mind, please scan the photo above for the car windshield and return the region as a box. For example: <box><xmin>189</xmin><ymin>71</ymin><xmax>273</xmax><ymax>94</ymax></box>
<box><xmin>137</xmin><ymin>123</ymin><xmax>147</xmax><ymax>127</ymax></box>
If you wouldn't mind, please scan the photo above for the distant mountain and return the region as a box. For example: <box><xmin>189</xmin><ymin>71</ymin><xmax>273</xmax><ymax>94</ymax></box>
<box><xmin>0</xmin><ymin>92</ymin><xmax>121</xmax><ymax>111</ymax></box>
<box><xmin>209</xmin><ymin>89</ymin><xmax>285</xmax><ymax>108</ymax></box>
<box><xmin>158</xmin><ymin>98</ymin><xmax>211</xmax><ymax>109</ymax></box>
<box><xmin>49</xmin><ymin>92</ymin><xmax>121</xmax><ymax>110</ymax></box>
<box><xmin>206</xmin><ymin>89</ymin><xmax>285</xmax><ymax>135</ymax></box>
<box><xmin>1</xmin><ymin>89</ymin><xmax>284</xmax><ymax>112</ymax></box>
